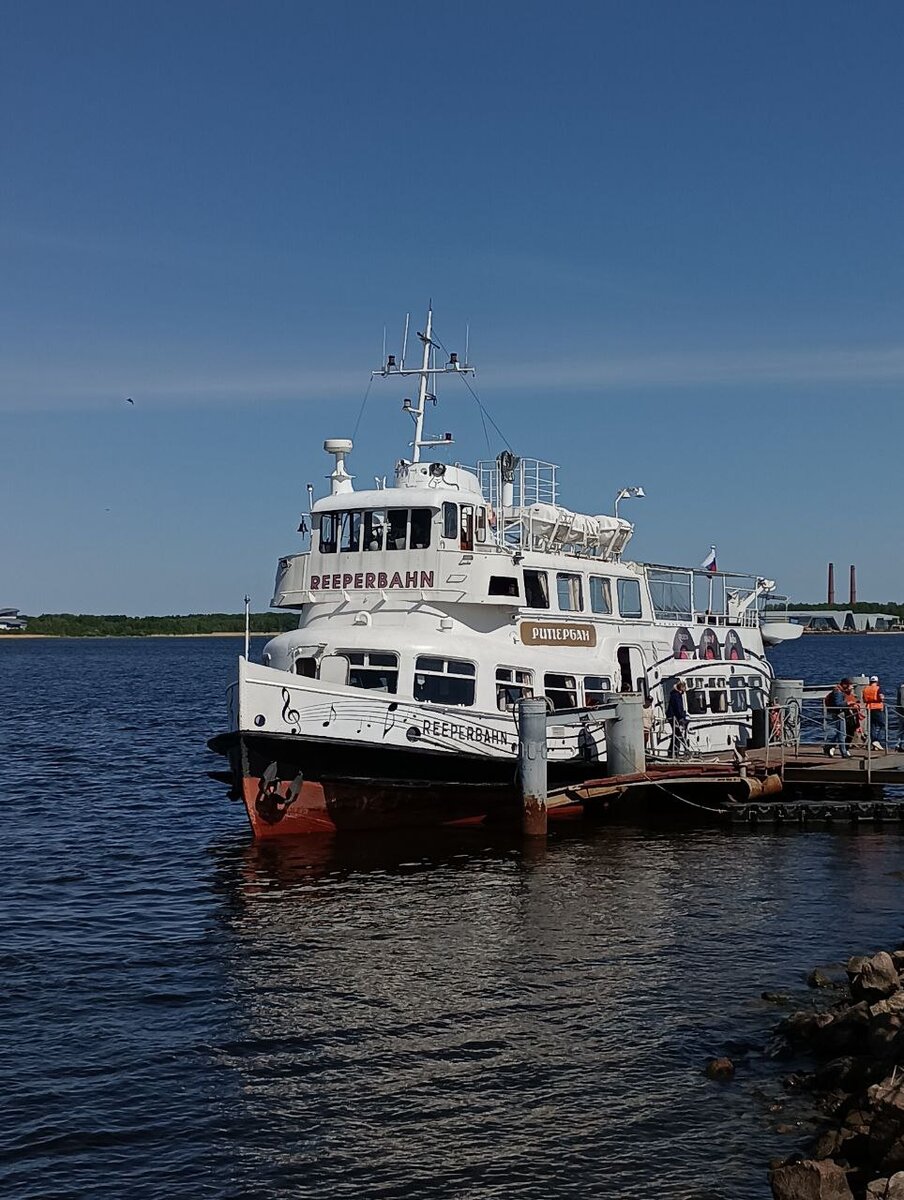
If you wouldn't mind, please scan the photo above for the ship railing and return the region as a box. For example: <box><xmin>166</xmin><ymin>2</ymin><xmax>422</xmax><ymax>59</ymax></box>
<box><xmin>761</xmin><ymin>694</ymin><xmax>903</xmax><ymax>781</ymax></box>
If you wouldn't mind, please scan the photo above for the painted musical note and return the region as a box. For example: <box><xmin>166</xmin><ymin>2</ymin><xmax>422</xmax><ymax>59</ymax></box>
<box><xmin>322</xmin><ymin>703</ymin><xmax>337</xmax><ymax>727</ymax></box>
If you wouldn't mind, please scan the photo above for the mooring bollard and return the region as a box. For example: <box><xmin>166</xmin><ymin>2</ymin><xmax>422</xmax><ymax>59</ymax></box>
<box><xmin>607</xmin><ymin>694</ymin><xmax>645</xmax><ymax>777</ymax></box>
<box><xmin>517</xmin><ymin>696</ymin><xmax>548</xmax><ymax>837</ymax></box>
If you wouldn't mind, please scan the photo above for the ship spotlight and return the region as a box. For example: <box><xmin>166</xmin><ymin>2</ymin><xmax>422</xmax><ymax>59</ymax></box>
<box><xmin>614</xmin><ymin>485</ymin><xmax>645</xmax><ymax>518</ymax></box>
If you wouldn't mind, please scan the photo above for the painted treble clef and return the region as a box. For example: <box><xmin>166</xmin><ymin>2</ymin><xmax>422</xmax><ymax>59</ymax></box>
<box><xmin>281</xmin><ymin>687</ymin><xmax>301</xmax><ymax>731</ymax></box>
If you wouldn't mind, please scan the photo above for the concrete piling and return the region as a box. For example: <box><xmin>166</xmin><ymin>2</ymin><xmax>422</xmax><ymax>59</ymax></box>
<box><xmin>517</xmin><ymin>697</ymin><xmax>548</xmax><ymax>837</ymax></box>
<box><xmin>607</xmin><ymin>694</ymin><xmax>645</xmax><ymax>777</ymax></box>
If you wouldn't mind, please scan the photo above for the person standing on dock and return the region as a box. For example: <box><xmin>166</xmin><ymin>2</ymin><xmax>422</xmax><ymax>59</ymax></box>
<box><xmin>863</xmin><ymin>675</ymin><xmax>886</xmax><ymax>750</ymax></box>
<box><xmin>666</xmin><ymin>680</ymin><xmax>689</xmax><ymax>756</ymax></box>
<box><xmin>824</xmin><ymin>679</ymin><xmax>852</xmax><ymax>758</ymax></box>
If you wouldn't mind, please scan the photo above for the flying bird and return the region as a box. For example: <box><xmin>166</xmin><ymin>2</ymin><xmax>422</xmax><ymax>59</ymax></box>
<box><xmin>125</xmin><ymin>397</ymin><xmax>134</xmax><ymax>405</ymax></box>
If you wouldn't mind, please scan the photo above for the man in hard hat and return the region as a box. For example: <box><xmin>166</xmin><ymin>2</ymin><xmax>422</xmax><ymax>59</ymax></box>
<box><xmin>863</xmin><ymin>675</ymin><xmax>886</xmax><ymax>751</ymax></box>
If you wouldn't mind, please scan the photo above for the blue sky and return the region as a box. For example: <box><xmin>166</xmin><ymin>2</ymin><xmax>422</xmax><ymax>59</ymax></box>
<box><xmin>2</xmin><ymin>1</ymin><xmax>903</xmax><ymax>614</ymax></box>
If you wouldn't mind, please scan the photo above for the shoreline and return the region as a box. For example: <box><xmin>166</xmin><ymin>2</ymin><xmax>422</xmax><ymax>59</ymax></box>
<box><xmin>0</xmin><ymin>632</ymin><xmax>285</xmax><ymax>640</ymax></box>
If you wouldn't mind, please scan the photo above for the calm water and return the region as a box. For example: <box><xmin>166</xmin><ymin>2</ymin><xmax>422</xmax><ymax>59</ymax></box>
<box><xmin>2</xmin><ymin>634</ymin><xmax>904</xmax><ymax>1199</ymax></box>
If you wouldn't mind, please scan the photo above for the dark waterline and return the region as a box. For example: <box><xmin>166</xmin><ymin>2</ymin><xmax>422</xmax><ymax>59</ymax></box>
<box><xmin>2</xmin><ymin>635</ymin><xmax>904</xmax><ymax>1198</ymax></box>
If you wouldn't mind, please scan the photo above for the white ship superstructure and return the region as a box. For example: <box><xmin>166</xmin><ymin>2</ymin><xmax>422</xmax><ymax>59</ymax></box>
<box><xmin>210</xmin><ymin>307</ymin><xmax>781</xmax><ymax>836</ymax></box>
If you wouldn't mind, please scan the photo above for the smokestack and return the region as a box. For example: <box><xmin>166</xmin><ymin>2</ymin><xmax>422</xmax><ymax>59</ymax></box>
<box><xmin>827</xmin><ymin>562</ymin><xmax>835</xmax><ymax>605</ymax></box>
<box><xmin>849</xmin><ymin>564</ymin><xmax>857</xmax><ymax>606</ymax></box>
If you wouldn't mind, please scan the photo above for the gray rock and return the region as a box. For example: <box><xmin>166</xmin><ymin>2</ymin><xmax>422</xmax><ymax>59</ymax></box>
<box><xmin>852</xmin><ymin>953</ymin><xmax>901</xmax><ymax>1004</ymax></box>
<box><xmin>809</xmin><ymin>968</ymin><xmax>836</xmax><ymax>989</ymax></box>
<box><xmin>770</xmin><ymin>1159</ymin><xmax>854</xmax><ymax>1199</ymax></box>
<box><xmin>867</xmin><ymin>1171</ymin><xmax>904</xmax><ymax>1198</ymax></box>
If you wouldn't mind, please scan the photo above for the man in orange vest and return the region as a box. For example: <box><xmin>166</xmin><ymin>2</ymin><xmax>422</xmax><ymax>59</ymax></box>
<box><xmin>863</xmin><ymin>675</ymin><xmax>886</xmax><ymax>750</ymax></box>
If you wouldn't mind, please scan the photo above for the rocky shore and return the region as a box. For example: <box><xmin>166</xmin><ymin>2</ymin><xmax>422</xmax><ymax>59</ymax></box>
<box><xmin>770</xmin><ymin>949</ymin><xmax>904</xmax><ymax>1199</ymax></box>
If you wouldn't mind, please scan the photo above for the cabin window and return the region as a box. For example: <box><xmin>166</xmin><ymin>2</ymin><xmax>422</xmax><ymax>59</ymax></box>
<box><xmin>386</xmin><ymin>510</ymin><xmax>408</xmax><ymax>551</ymax></box>
<box><xmin>410</xmin><ymin>508</ymin><xmax>432</xmax><ymax>549</ymax></box>
<box><xmin>556</xmin><ymin>572</ymin><xmax>583</xmax><ymax>612</ymax></box>
<box><xmin>524</xmin><ymin>569</ymin><xmax>550</xmax><ymax>609</ymax></box>
<box><xmin>340</xmin><ymin>651</ymin><xmax>399</xmax><ymax>694</ymax></box>
<box><xmin>476</xmin><ymin>507</ymin><xmax>488</xmax><ymax>543</ymax></box>
<box><xmin>460</xmin><ymin>505</ymin><xmax>474</xmax><ymax>551</ymax></box>
<box><xmin>496</xmin><ymin>667</ymin><xmax>533</xmax><ymax>711</ymax></box>
<box><xmin>709</xmin><ymin>690</ymin><xmax>728</xmax><ymax>714</ymax></box>
<box><xmin>729</xmin><ymin>680</ymin><xmax>748</xmax><ymax>712</ymax></box>
<box><xmin>443</xmin><ymin>502</ymin><xmax>458</xmax><ymax>539</ymax></box>
<box><xmin>489</xmin><ymin>576</ymin><xmax>520</xmax><ymax>597</ymax></box>
<box><xmin>687</xmin><ymin>689</ymin><xmax>707</xmax><ymax>716</ymax></box>
<box><xmin>617</xmin><ymin>578</ymin><xmax>643</xmax><ymax>619</ymax></box>
<box><xmin>589</xmin><ymin>576</ymin><xmax>612</xmax><ymax>614</ymax></box>
<box><xmin>364</xmin><ymin>510</ymin><xmax>385</xmax><ymax>551</ymax></box>
<box><xmin>544</xmin><ymin>673</ymin><xmax>577</xmax><ymax>711</ymax></box>
<box><xmin>414</xmin><ymin>657</ymin><xmax>476</xmax><ymax>707</ymax></box>
<box><xmin>340</xmin><ymin>510</ymin><xmax>361</xmax><ymax>553</ymax></box>
<box><xmin>319</xmin><ymin>513</ymin><xmax>338</xmax><ymax>554</ymax></box>
<box><xmin>295</xmin><ymin>657</ymin><xmax>317</xmax><ymax>678</ymax></box>
<box><xmin>583</xmin><ymin>676</ymin><xmax>612</xmax><ymax>707</ymax></box>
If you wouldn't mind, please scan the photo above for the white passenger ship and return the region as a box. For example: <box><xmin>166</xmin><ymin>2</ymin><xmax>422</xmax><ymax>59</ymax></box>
<box><xmin>209</xmin><ymin>308</ymin><xmax>781</xmax><ymax>836</ymax></box>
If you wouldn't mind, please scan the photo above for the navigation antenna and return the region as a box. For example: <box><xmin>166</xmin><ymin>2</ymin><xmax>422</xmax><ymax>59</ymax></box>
<box><xmin>373</xmin><ymin>304</ymin><xmax>475</xmax><ymax>462</ymax></box>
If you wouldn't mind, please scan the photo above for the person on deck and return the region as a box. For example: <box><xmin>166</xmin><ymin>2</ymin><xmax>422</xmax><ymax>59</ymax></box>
<box><xmin>843</xmin><ymin>681</ymin><xmax>863</xmax><ymax>752</ymax></box>
<box><xmin>666</xmin><ymin>680</ymin><xmax>689</xmax><ymax>756</ymax></box>
<box><xmin>863</xmin><ymin>675</ymin><xmax>886</xmax><ymax>750</ymax></box>
<box><xmin>824</xmin><ymin>679</ymin><xmax>851</xmax><ymax>758</ymax></box>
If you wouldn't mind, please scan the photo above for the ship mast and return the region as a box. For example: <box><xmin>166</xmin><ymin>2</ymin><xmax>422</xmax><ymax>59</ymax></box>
<box><xmin>374</xmin><ymin>304</ymin><xmax>474</xmax><ymax>462</ymax></box>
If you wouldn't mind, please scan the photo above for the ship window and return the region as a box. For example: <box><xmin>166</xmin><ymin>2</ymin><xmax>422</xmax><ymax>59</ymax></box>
<box><xmin>729</xmin><ymin>680</ymin><xmax>748</xmax><ymax>712</ymax></box>
<box><xmin>687</xmin><ymin>689</ymin><xmax>707</xmax><ymax>715</ymax></box>
<box><xmin>410</xmin><ymin>508</ymin><xmax>432</xmax><ymax>549</ymax></box>
<box><xmin>617</xmin><ymin>578</ymin><xmax>643</xmax><ymax>619</ymax></box>
<box><xmin>544</xmin><ymin>673</ymin><xmax>577</xmax><ymax>711</ymax></box>
<box><xmin>496</xmin><ymin>667</ymin><xmax>533</xmax><ymax>711</ymax></box>
<box><xmin>387</xmin><ymin>509</ymin><xmax>408</xmax><ymax>551</ymax></box>
<box><xmin>709</xmin><ymin>690</ymin><xmax>728</xmax><ymax>713</ymax></box>
<box><xmin>443</xmin><ymin>502</ymin><xmax>458</xmax><ymax>539</ymax></box>
<box><xmin>340</xmin><ymin>650</ymin><xmax>399</xmax><ymax>694</ymax></box>
<box><xmin>476</xmin><ymin>507</ymin><xmax>487</xmax><ymax>543</ymax></box>
<box><xmin>489</xmin><ymin>575</ymin><xmax>520</xmax><ymax>597</ymax></box>
<box><xmin>414</xmin><ymin>656</ymin><xmax>476</xmax><ymax>707</ymax></box>
<box><xmin>340</xmin><ymin>510</ymin><xmax>361</xmax><ymax>553</ymax></box>
<box><xmin>460</xmin><ymin>505</ymin><xmax>474</xmax><ymax>551</ymax></box>
<box><xmin>556</xmin><ymin>572</ymin><xmax>583</xmax><ymax>612</ymax></box>
<box><xmin>295</xmin><ymin>657</ymin><xmax>317</xmax><ymax>678</ymax></box>
<box><xmin>589</xmin><ymin>576</ymin><xmax>612</xmax><ymax>614</ymax></box>
<box><xmin>363</xmin><ymin>510</ymin><xmax>385</xmax><ymax>551</ymax></box>
<box><xmin>524</xmin><ymin>569</ymin><xmax>549</xmax><ymax>609</ymax></box>
<box><xmin>319</xmin><ymin>513</ymin><xmax>338</xmax><ymax>554</ymax></box>
<box><xmin>583</xmin><ymin>676</ymin><xmax>612</xmax><ymax>707</ymax></box>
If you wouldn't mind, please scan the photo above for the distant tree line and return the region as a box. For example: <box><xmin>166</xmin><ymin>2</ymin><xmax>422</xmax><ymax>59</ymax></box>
<box><xmin>768</xmin><ymin>601</ymin><xmax>904</xmax><ymax>618</ymax></box>
<box><xmin>9</xmin><ymin>613</ymin><xmax>300</xmax><ymax>637</ymax></box>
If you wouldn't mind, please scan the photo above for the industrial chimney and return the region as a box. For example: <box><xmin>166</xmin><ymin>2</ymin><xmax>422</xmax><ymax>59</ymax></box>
<box><xmin>849</xmin><ymin>564</ymin><xmax>857</xmax><ymax>606</ymax></box>
<box><xmin>827</xmin><ymin>562</ymin><xmax>835</xmax><ymax>605</ymax></box>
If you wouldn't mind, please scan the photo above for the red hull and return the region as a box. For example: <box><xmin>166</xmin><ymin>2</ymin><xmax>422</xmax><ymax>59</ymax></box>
<box><xmin>241</xmin><ymin>774</ymin><xmax>515</xmax><ymax>838</ymax></box>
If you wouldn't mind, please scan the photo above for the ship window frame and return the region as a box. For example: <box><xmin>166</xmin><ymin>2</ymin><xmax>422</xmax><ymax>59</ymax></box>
<box><xmin>442</xmin><ymin>502</ymin><xmax>458</xmax><ymax>539</ymax></box>
<box><xmin>386</xmin><ymin>509</ymin><xmax>408</xmax><ymax>551</ymax></box>
<box><xmin>589</xmin><ymin>575</ymin><xmax>612</xmax><ymax>615</ymax></box>
<box><xmin>709</xmin><ymin>689</ymin><xmax>728</xmax><ymax>714</ymax></box>
<box><xmin>410</xmin><ymin>507</ymin><xmax>432</xmax><ymax>550</ymax></box>
<box><xmin>616</xmin><ymin>577</ymin><xmax>643</xmax><ymax>619</ymax></box>
<box><xmin>340</xmin><ymin>510</ymin><xmax>362</xmax><ymax>554</ymax></box>
<box><xmin>476</xmin><ymin>506</ymin><xmax>488</xmax><ymax>543</ymax></box>
<box><xmin>544</xmin><ymin>672</ymin><xmax>578</xmax><ymax>711</ymax></box>
<box><xmin>489</xmin><ymin>575</ymin><xmax>520</xmax><ymax>598</ymax></box>
<box><xmin>363</xmin><ymin>510</ymin><xmax>386</xmax><ymax>552</ymax></box>
<box><xmin>583</xmin><ymin>675</ymin><xmax>613</xmax><ymax>707</ymax></box>
<box><xmin>338</xmin><ymin>650</ymin><xmax>399</xmax><ymax>694</ymax></box>
<box><xmin>686</xmin><ymin>688</ymin><xmax>707</xmax><ymax>716</ymax></box>
<box><xmin>495</xmin><ymin>666</ymin><xmax>533</xmax><ymax>710</ymax></box>
<box><xmin>556</xmin><ymin>572</ymin><xmax>583</xmax><ymax>612</ymax></box>
<box><xmin>319</xmin><ymin>512</ymin><xmax>338</xmax><ymax>554</ymax></box>
<box><xmin>460</xmin><ymin>504</ymin><xmax>474</xmax><ymax>551</ymax></box>
<box><xmin>414</xmin><ymin>656</ymin><xmax>476</xmax><ymax>708</ymax></box>
<box><xmin>523</xmin><ymin>569</ymin><xmax>550</xmax><ymax>609</ymax></box>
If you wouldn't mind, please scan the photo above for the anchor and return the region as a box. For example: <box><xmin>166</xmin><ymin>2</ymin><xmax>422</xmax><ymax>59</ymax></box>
<box><xmin>254</xmin><ymin>762</ymin><xmax>305</xmax><ymax>825</ymax></box>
